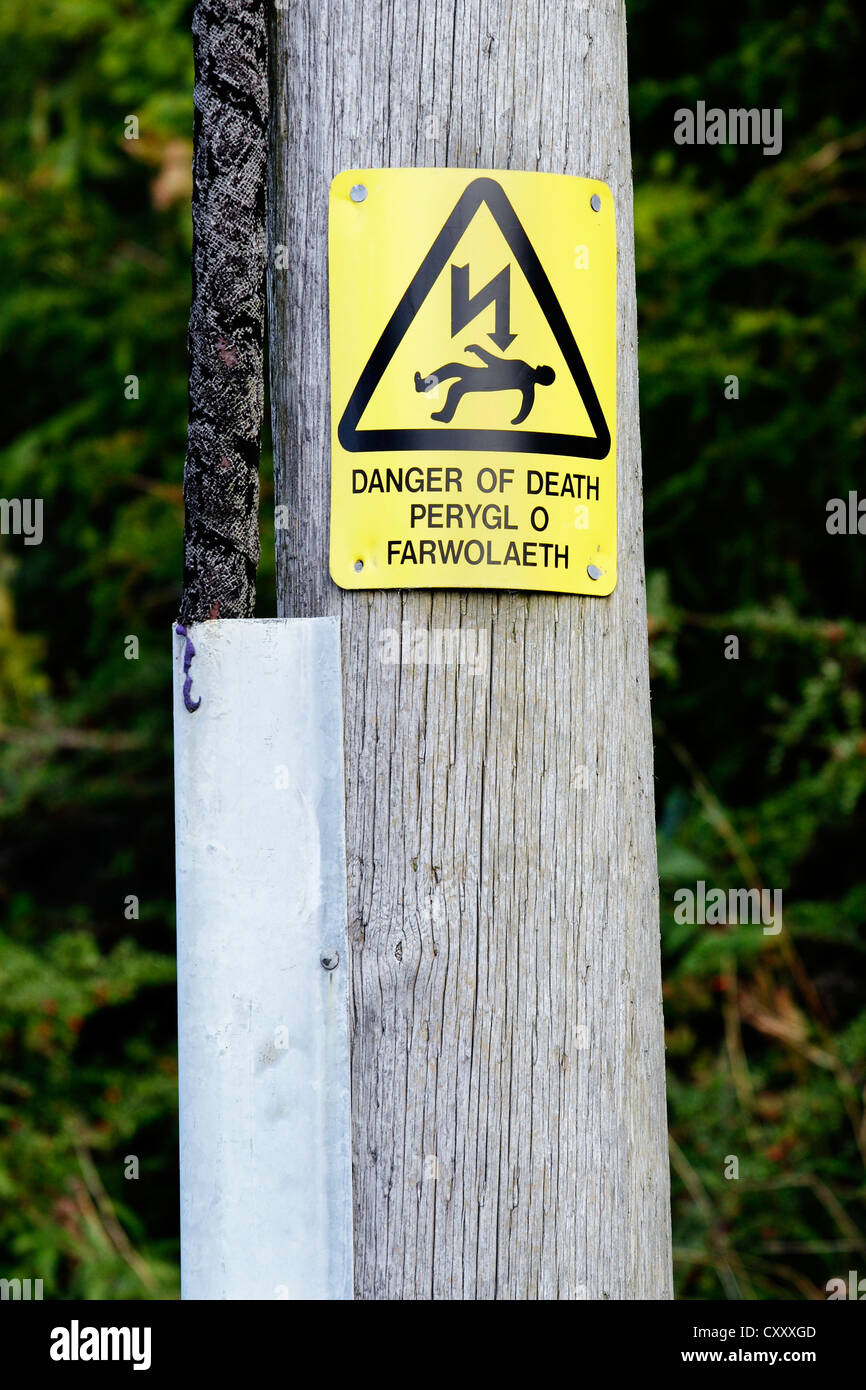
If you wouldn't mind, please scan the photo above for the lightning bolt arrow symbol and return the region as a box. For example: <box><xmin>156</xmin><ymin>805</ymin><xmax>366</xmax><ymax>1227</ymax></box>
<box><xmin>450</xmin><ymin>263</ymin><xmax>517</xmax><ymax>351</ymax></box>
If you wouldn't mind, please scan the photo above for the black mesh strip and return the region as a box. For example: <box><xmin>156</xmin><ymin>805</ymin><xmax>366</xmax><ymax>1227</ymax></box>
<box><xmin>178</xmin><ymin>0</ymin><xmax>268</xmax><ymax>623</ymax></box>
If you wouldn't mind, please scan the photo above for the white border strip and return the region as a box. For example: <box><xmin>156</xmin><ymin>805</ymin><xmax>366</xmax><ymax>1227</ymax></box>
<box><xmin>173</xmin><ymin>618</ymin><xmax>353</xmax><ymax>1300</ymax></box>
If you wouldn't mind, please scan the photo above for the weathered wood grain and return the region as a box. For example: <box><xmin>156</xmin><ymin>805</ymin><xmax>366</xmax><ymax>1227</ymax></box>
<box><xmin>267</xmin><ymin>0</ymin><xmax>672</xmax><ymax>1300</ymax></box>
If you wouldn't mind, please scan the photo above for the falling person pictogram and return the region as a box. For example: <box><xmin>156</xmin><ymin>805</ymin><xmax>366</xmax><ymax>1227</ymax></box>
<box><xmin>414</xmin><ymin>344</ymin><xmax>555</xmax><ymax>425</ymax></box>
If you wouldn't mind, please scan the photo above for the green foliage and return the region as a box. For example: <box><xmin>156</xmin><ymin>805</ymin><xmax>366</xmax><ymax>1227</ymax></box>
<box><xmin>0</xmin><ymin>0</ymin><xmax>192</xmax><ymax>1298</ymax></box>
<box><xmin>0</xmin><ymin>0</ymin><xmax>862</xmax><ymax>1298</ymax></box>
<box><xmin>0</xmin><ymin>928</ymin><xmax>178</xmax><ymax>1297</ymax></box>
<box><xmin>631</xmin><ymin>0</ymin><xmax>866</xmax><ymax>1298</ymax></box>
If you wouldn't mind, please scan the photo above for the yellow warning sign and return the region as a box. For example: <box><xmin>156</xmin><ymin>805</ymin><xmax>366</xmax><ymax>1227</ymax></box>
<box><xmin>328</xmin><ymin>168</ymin><xmax>616</xmax><ymax>595</ymax></box>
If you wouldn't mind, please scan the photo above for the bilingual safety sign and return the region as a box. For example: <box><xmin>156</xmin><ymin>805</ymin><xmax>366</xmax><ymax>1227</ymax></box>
<box><xmin>328</xmin><ymin>168</ymin><xmax>617</xmax><ymax>595</ymax></box>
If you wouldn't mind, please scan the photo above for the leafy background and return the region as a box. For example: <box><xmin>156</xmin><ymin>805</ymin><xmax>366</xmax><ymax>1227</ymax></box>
<box><xmin>0</xmin><ymin>0</ymin><xmax>863</xmax><ymax>1298</ymax></box>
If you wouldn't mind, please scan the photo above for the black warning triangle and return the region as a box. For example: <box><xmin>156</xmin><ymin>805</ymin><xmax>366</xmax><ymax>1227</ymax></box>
<box><xmin>337</xmin><ymin>176</ymin><xmax>611</xmax><ymax>460</ymax></box>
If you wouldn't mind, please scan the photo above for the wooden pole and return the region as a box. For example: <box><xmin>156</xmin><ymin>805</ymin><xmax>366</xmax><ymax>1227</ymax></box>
<box><xmin>267</xmin><ymin>0</ymin><xmax>672</xmax><ymax>1299</ymax></box>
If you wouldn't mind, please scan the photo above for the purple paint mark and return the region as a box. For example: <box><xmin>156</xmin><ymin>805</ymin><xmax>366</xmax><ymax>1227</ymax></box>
<box><xmin>175</xmin><ymin>624</ymin><xmax>201</xmax><ymax>712</ymax></box>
